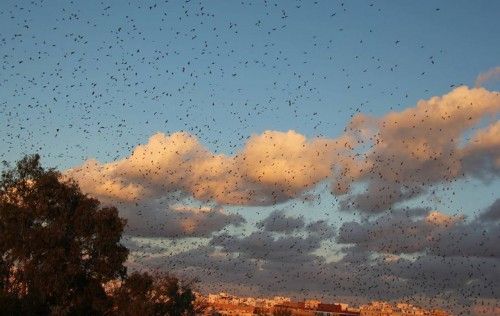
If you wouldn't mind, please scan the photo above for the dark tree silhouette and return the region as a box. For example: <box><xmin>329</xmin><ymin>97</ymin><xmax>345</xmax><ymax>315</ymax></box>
<box><xmin>0</xmin><ymin>154</ymin><xmax>202</xmax><ymax>315</ymax></box>
<box><xmin>0</xmin><ymin>154</ymin><xmax>129</xmax><ymax>315</ymax></box>
<box><xmin>111</xmin><ymin>271</ymin><xmax>203</xmax><ymax>316</ymax></box>
<box><xmin>272</xmin><ymin>307</ymin><xmax>292</xmax><ymax>316</ymax></box>
<box><xmin>253</xmin><ymin>306</ymin><xmax>269</xmax><ymax>316</ymax></box>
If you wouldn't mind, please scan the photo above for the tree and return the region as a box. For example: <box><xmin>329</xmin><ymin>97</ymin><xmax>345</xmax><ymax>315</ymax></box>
<box><xmin>273</xmin><ymin>307</ymin><xmax>292</xmax><ymax>316</ymax></box>
<box><xmin>0</xmin><ymin>154</ymin><xmax>202</xmax><ymax>315</ymax></box>
<box><xmin>253</xmin><ymin>306</ymin><xmax>269</xmax><ymax>316</ymax></box>
<box><xmin>110</xmin><ymin>272</ymin><xmax>155</xmax><ymax>315</ymax></box>
<box><xmin>0</xmin><ymin>154</ymin><xmax>129</xmax><ymax>315</ymax></box>
<box><xmin>110</xmin><ymin>271</ymin><xmax>203</xmax><ymax>316</ymax></box>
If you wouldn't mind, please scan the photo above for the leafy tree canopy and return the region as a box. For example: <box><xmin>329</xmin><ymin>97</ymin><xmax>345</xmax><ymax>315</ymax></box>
<box><xmin>0</xmin><ymin>154</ymin><xmax>201</xmax><ymax>316</ymax></box>
<box><xmin>111</xmin><ymin>271</ymin><xmax>203</xmax><ymax>316</ymax></box>
<box><xmin>0</xmin><ymin>154</ymin><xmax>128</xmax><ymax>314</ymax></box>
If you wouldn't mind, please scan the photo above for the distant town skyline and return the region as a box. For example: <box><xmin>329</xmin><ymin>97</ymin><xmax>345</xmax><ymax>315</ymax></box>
<box><xmin>202</xmin><ymin>291</ymin><xmax>451</xmax><ymax>316</ymax></box>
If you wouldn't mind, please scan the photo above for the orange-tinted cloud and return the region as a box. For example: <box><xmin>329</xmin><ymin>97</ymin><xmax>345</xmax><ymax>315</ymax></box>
<box><xmin>67</xmin><ymin>130</ymin><xmax>355</xmax><ymax>206</ymax></box>
<box><xmin>339</xmin><ymin>86</ymin><xmax>500</xmax><ymax>212</ymax></box>
<box><xmin>67</xmin><ymin>86</ymin><xmax>500</xmax><ymax>215</ymax></box>
<box><xmin>475</xmin><ymin>66</ymin><xmax>500</xmax><ymax>87</ymax></box>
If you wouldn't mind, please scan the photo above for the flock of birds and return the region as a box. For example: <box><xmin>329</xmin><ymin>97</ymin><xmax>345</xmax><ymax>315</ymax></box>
<box><xmin>1</xmin><ymin>1</ymin><xmax>450</xmax><ymax>161</ymax></box>
<box><xmin>1</xmin><ymin>1</ymin><xmax>498</xmax><ymax>315</ymax></box>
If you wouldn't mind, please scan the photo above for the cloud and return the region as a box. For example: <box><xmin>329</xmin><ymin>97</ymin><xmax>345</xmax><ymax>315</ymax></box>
<box><xmin>210</xmin><ymin>231</ymin><xmax>323</xmax><ymax>263</ymax></box>
<box><xmin>383</xmin><ymin>254</ymin><xmax>500</xmax><ymax>299</ymax></box>
<box><xmin>133</xmin><ymin>219</ymin><xmax>500</xmax><ymax>315</ymax></box>
<box><xmin>461</xmin><ymin>121</ymin><xmax>500</xmax><ymax>180</ymax></box>
<box><xmin>306</xmin><ymin>219</ymin><xmax>336</xmax><ymax>239</ymax></box>
<box><xmin>64</xmin><ymin>154</ymin><xmax>249</xmax><ymax>238</ymax></box>
<box><xmin>67</xmin><ymin>130</ymin><xmax>354</xmax><ymax>206</ymax></box>
<box><xmin>429</xmin><ymin>220</ymin><xmax>500</xmax><ymax>258</ymax></box>
<box><xmin>337</xmin><ymin>86</ymin><xmax>500</xmax><ymax>213</ymax></box>
<box><xmin>118</xmin><ymin>198</ymin><xmax>500</xmax><ymax>315</ymax></box>
<box><xmin>337</xmin><ymin>209</ymin><xmax>451</xmax><ymax>255</ymax></box>
<box><xmin>480</xmin><ymin>199</ymin><xmax>500</xmax><ymax>222</ymax></box>
<box><xmin>233</xmin><ymin>130</ymin><xmax>355</xmax><ymax>203</ymax></box>
<box><xmin>476</xmin><ymin>66</ymin><xmax>500</xmax><ymax>87</ymax></box>
<box><xmin>337</xmin><ymin>208</ymin><xmax>500</xmax><ymax>258</ymax></box>
<box><xmin>256</xmin><ymin>210</ymin><xmax>305</xmax><ymax>233</ymax></box>
<box><xmin>119</xmin><ymin>199</ymin><xmax>245</xmax><ymax>238</ymax></box>
<box><xmin>64</xmin><ymin>84</ymin><xmax>499</xmax><ymax>314</ymax></box>
<box><xmin>66</xmin><ymin>86</ymin><xmax>500</xmax><ymax>227</ymax></box>
<box><xmin>138</xmin><ymin>220</ymin><xmax>340</xmax><ymax>298</ymax></box>
<box><xmin>67</xmin><ymin>158</ymin><xmax>145</xmax><ymax>202</ymax></box>
<box><xmin>210</xmin><ymin>213</ymin><xmax>335</xmax><ymax>264</ymax></box>
<box><xmin>65</xmin><ymin>130</ymin><xmax>353</xmax><ymax>237</ymax></box>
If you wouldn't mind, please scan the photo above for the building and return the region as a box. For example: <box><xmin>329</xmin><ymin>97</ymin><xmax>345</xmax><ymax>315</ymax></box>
<box><xmin>359</xmin><ymin>302</ymin><xmax>451</xmax><ymax>316</ymax></box>
<box><xmin>274</xmin><ymin>301</ymin><xmax>360</xmax><ymax>316</ymax></box>
<box><xmin>203</xmin><ymin>293</ymin><xmax>450</xmax><ymax>316</ymax></box>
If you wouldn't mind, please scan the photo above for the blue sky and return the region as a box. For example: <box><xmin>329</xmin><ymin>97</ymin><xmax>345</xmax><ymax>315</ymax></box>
<box><xmin>2</xmin><ymin>0</ymin><xmax>499</xmax><ymax>218</ymax></box>
<box><xmin>2</xmin><ymin>0</ymin><xmax>499</xmax><ymax>162</ymax></box>
<box><xmin>1</xmin><ymin>1</ymin><xmax>500</xmax><ymax>312</ymax></box>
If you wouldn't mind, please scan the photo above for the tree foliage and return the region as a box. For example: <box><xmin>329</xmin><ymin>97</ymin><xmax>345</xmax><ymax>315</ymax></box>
<box><xmin>272</xmin><ymin>307</ymin><xmax>292</xmax><ymax>316</ymax></box>
<box><xmin>0</xmin><ymin>155</ymin><xmax>201</xmax><ymax>315</ymax></box>
<box><xmin>111</xmin><ymin>271</ymin><xmax>203</xmax><ymax>316</ymax></box>
<box><xmin>0</xmin><ymin>154</ymin><xmax>129</xmax><ymax>314</ymax></box>
<box><xmin>253</xmin><ymin>306</ymin><xmax>269</xmax><ymax>316</ymax></box>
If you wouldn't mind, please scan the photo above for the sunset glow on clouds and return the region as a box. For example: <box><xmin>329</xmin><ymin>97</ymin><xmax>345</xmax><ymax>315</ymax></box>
<box><xmin>61</xmin><ymin>86</ymin><xmax>500</xmax><ymax>314</ymax></box>
<box><xmin>61</xmin><ymin>85</ymin><xmax>500</xmax><ymax>313</ymax></box>
<box><xmin>68</xmin><ymin>86</ymin><xmax>500</xmax><ymax>220</ymax></box>
<box><xmin>68</xmin><ymin>130</ymin><xmax>354</xmax><ymax>206</ymax></box>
